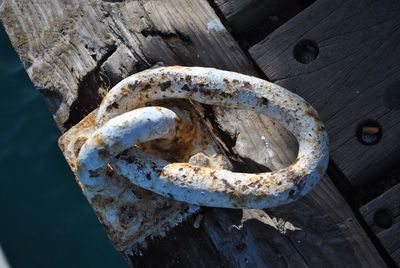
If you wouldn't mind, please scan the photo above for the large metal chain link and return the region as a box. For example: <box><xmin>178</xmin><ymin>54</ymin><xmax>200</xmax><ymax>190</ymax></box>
<box><xmin>76</xmin><ymin>66</ymin><xmax>329</xmax><ymax>208</ymax></box>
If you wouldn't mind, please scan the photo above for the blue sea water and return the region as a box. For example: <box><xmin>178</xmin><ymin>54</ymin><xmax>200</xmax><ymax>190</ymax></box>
<box><xmin>0</xmin><ymin>25</ymin><xmax>127</xmax><ymax>267</ymax></box>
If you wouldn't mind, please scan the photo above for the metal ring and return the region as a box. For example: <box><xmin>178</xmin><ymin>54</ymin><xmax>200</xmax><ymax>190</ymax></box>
<box><xmin>78</xmin><ymin>66</ymin><xmax>329</xmax><ymax>208</ymax></box>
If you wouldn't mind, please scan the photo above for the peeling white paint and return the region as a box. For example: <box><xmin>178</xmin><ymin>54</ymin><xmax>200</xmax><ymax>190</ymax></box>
<box><xmin>77</xmin><ymin>66</ymin><xmax>329</xmax><ymax>209</ymax></box>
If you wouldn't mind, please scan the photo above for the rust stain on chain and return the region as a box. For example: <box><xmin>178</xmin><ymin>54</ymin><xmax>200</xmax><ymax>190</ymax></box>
<box><xmin>58</xmin><ymin>66</ymin><xmax>329</xmax><ymax>253</ymax></box>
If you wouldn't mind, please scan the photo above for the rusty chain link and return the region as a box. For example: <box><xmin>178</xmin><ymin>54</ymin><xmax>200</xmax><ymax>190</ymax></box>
<box><xmin>76</xmin><ymin>66</ymin><xmax>329</xmax><ymax>209</ymax></box>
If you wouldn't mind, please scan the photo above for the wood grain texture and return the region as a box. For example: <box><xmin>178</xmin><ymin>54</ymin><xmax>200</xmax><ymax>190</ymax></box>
<box><xmin>249</xmin><ymin>0</ymin><xmax>400</xmax><ymax>188</ymax></box>
<box><xmin>0</xmin><ymin>0</ymin><xmax>256</xmax><ymax>131</ymax></box>
<box><xmin>0</xmin><ymin>0</ymin><xmax>385</xmax><ymax>267</ymax></box>
<box><xmin>213</xmin><ymin>0</ymin><xmax>301</xmax><ymax>36</ymax></box>
<box><xmin>360</xmin><ymin>183</ymin><xmax>400</xmax><ymax>264</ymax></box>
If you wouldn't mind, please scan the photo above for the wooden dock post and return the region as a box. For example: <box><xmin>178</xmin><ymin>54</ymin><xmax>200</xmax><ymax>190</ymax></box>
<box><xmin>1</xmin><ymin>0</ymin><xmax>393</xmax><ymax>266</ymax></box>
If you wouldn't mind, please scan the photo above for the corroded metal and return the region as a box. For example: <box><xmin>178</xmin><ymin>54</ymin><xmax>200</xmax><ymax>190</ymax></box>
<box><xmin>78</xmin><ymin>66</ymin><xmax>329</xmax><ymax>209</ymax></box>
<box><xmin>59</xmin><ymin>66</ymin><xmax>328</xmax><ymax>252</ymax></box>
<box><xmin>59</xmin><ymin>105</ymin><xmax>209</xmax><ymax>253</ymax></box>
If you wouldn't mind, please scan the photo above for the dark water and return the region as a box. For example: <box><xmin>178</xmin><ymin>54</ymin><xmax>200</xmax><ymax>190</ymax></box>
<box><xmin>0</xmin><ymin>25</ymin><xmax>127</xmax><ymax>267</ymax></box>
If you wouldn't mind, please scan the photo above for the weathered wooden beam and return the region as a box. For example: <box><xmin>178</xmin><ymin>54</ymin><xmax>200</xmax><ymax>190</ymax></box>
<box><xmin>0</xmin><ymin>0</ymin><xmax>386</xmax><ymax>267</ymax></box>
<box><xmin>213</xmin><ymin>0</ymin><xmax>302</xmax><ymax>36</ymax></box>
<box><xmin>360</xmin><ymin>182</ymin><xmax>400</xmax><ymax>265</ymax></box>
<box><xmin>249</xmin><ymin>0</ymin><xmax>400</xmax><ymax>188</ymax></box>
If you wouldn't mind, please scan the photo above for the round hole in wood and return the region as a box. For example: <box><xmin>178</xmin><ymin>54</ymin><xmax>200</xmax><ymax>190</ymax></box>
<box><xmin>373</xmin><ymin>208</ymin><xmax>393</xmax><ymax>229</ymax></box>
<box><xmin>293</xmin><ymin>40</ymin><xmax>319</xmax><ymax>64</ymax></box>
<box><xmin>356</xmin><ymin>119</ymin><xmax>382</xmax><ymax>146</ymax></box>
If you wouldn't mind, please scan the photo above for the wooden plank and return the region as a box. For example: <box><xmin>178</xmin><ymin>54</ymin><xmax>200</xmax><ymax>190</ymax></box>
<box><xmin>0</xmin><ymin>0</ymin><xmax>385</xmax><ymax>267</ymax></box>
<box><xmin>249</xmin><ymin>0</ymin><xmax>400</xmax><ymax>188</ymax></box>
<box><xmin>213</xmin><ymin>0</ymin><xmax>301</xmax><ymax>35</ymax></box>
<box><xmin>360</xmin><ymin>182</ymin><xmax>400</xmax><ymax>264</ymax></box>
<box><xmin>0</xmin><ymin>0</ymin><xmax>257</xmax><ymax>131</ymax></box>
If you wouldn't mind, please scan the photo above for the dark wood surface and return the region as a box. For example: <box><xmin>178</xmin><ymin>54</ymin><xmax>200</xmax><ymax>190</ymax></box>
<box><xmin>0</xmin><ymin>0</ymin><xmax>387</xmax><ymax>267</ymax></box>
<box><xmin>249</xmin><ymin>0</ymin><xmax>400</xmax><ymax>188</ymax></box>
<box><xmin>360</xmin><ymin>182</ymin><xmax>400</xmax><ymax>265</ymax></box>
<box><xmin>213</xmin><ymin>0</ymin><xmax>301</xmax><ymax>37</ymax></box>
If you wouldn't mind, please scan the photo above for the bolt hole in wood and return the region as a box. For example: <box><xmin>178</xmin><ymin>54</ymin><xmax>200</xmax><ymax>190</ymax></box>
<box><xmin>356</xmin><ymin>119</ymin><xmax>382</xmax><ymax>146</ymax></box>
<box><xmin>373</xmin><ymin>208</ymin><xmax>393</xmax><ymax>229</ymax></box>
<box><xmin>293</xmin><ymin>39</ymin><xmax>319</xmax><ymax>64</ymax></box>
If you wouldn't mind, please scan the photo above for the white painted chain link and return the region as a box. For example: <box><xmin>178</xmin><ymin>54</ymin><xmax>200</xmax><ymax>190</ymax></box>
<box><xmin>77</xmin><ymin>66</ymin><xmax>329</xmax><ymax>208</ymax></box>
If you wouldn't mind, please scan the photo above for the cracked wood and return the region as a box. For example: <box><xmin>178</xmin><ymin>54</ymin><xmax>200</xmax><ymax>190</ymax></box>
<box><xmin>0</xmin><ymin>0</ymin><xmax>385</xmax><ymax>267</ymax></box>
